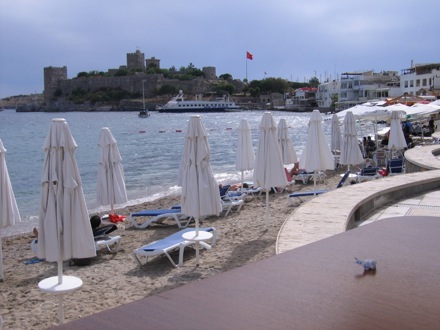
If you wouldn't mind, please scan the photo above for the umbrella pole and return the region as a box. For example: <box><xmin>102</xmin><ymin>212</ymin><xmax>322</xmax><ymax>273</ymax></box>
<box><xmin>57</xmin><ymin>231</ymin><xmax>63</xmax><ymax>284</ymax></box>
<box><xmin>0</xmin><ymin>234</ymin><xmax>3</xmax><ymax>281</ymax></box>
<box><xmin>58</xmin><ymin>295</ymin><xmax>65</xmax><ymax>324</ymax></box>
<box><xmin>241</xmin><ymin>170</ymin><xmax>244</xmax><ymax>191</ymax></box>
<box><xmin>195</xmin><ymin>216</ymin><xmax>200</xmax><ymax>266</ymax></box>
<box><xmin>313</xmin><ymin>171</ymin><xmax>317</xmax><ymax>196</ymax></box>
<box><xmin>265</xmin><ymin>191</ymin><xmax>269</xmax><ymax>226</ymax></box>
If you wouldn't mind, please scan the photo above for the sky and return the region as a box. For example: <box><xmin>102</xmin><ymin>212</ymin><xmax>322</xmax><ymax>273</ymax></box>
<box><xmin>1</xmin><ymin>0</ymin><xmax>439</xmax><ymax>98</ymax></box>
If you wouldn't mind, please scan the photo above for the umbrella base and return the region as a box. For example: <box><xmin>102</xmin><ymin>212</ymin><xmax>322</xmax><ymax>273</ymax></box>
<box><xmin>38</xmin><ymin>275</ymin><xmax>83</xmax><ymax>324</ymax></box>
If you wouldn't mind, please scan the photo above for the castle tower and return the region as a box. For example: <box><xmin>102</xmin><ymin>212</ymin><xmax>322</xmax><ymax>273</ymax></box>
<box><xmin>202</xmin><ymin>66</ymin><xmax>217</xmax><ymax>80</ymax></box>
<box><xmin>146</xmin><ymin>57</ymin><xmax>160</xmax><ymax>70</ymax></box>
<box><xmin>127</xmin><ymin>49</ymin><xmax>145</xmax><ymax>71</ymax></box>
<box><xmin>43</xmin><ymin>66</ymin><xmax>67</xmax><ymax>103</ymax></box>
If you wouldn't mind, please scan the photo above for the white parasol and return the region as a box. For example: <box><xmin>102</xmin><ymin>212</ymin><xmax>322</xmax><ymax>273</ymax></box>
<box><xmin>96</xmin><ymin>127</ymin><xmax>128</xmax><ymax>215</ymax></box>
<box><xmin>299</xmin><ymin>110</ymin><xmax>335</xmax><ymax>194</ymax></box>
<box><xmin>37</xmin><ymin>118</ymin><xmax>96</xmax><ymax>323</ymax></box>
<box><xmin>388</xmin><ymin>110</ymin><xmax>408</xmax><ymax>151</ymax></box>
<box><xmin>178</xmin><ymin>115</ymin><xmax>222</xmax><ymax>231</ymax></box>
<box><xmin>0</xmin><ymin>139</ymin><xmax>21</xmax><ymax>281</ymax></box>
<box><xmin>235</xmin><ymin>118</ymin><xmax>255</xmax><ymax>190</ymax></box>
<box><xmin>330</xmin><ymin>114</ymin><xmax>342</xmax><ymax>154</ymax></box>
<box><xmin>277</xmin><ymin>118</ymin><xmax>298</xmax><ymax>165</ymax></box>
<box><xmin>253</xmin><ymin>112</ymin><xmax>288</xmax><ymax>225</ymax></box>
<box><xmin>339</xmin><ymin>111</ymin><xmax>364</xmax><ymax>171</ymax></box>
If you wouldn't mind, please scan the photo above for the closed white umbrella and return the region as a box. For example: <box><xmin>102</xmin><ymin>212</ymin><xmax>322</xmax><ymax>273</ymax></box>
<box><xmin>278</xmin><ymin>119</ymin><xmax>298</xmax><ymax>165</ymax></box>
<box><xmin>235</xmin><ymin>119</ymin><xmax>255</xmax><ymax>189</ymax></box>
<box><xmin>388</xmin><ymin>110</ymin><xmax>407</xmax><ymax>151</ymax></box>
<box><xmin>330</xmin><ymin>114</ymin><xmax>342</xmax><ymax>153</ymax></box>
<box><xmin>0</xmin><ymin>139</ymin><xmax>21</xmax><ymax>281</ymax></box>
<box><xmin>37</xmin><ymin>118</ymin><xmax>96</xmax><ymax>323</ymax></box>
<box><xmin>96</xmin><ymin>127</ymin><xmax>128</xmax><ymax>215</ymax></box>
<box><xmin>179</xmin><ymin>115</ymin><xmax>222</xmax><ymax>232</ymax></box>
<box><xmin>299</xmin><ymin>110</ymin><xmax>335</xmax><ymax>194</ymax></box>
<box><xmin>339</xmin><ymin>111</ymin><xmax>364</xmax><ymax>171</ymax></box>
<box><xmin>253</xmin><ymin>112</ymin><xmax>288</xmax><ymax>225</ymax></box>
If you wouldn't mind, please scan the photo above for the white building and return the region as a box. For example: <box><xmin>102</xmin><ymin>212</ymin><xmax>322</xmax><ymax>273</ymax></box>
<box><xmin>336</xmin><ymin>71</ymin><xmax>401</xmax><ymax>111</ymax></box>
<box><xmin>400</xmin><ymin>62</ymin><xmax>440</xmax><ymax>98</ymax></box>
<box><xmin>316</xmin><ymin>80</ymin><xmax>340</xmax><ymax>112</ymax></box>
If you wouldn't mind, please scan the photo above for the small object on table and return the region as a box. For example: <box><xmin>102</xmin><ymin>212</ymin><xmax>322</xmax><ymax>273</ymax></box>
<box><xmin>355</xmin><ymin>257</ymin><xmax>377</xmax><ymax>270</ymax></box>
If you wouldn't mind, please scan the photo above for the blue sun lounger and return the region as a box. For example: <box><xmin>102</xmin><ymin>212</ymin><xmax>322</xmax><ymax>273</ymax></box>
<box><xmin>289</xmin><ymin>171</ymin><xmax>350</xmax><ymax>201</ymax></box>
<box><xmin>127</xmin><ymin>208</ymin><xmax>192</xmax><ymax>229</ymax></box>
<box><xmin>132</xmin><ymin>227</ymin><xmax>217</xmax><ymax>267</ymax></box>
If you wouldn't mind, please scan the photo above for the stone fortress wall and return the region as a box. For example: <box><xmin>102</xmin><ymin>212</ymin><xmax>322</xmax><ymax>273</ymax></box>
<box><xmin>42</xmin><ymin>49</ymin><xmax>236</xmax><ymax>110</ymax></box>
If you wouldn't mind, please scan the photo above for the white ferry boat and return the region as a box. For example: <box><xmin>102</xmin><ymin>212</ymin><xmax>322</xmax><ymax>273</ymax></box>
<box><xmin>157</xmin><ymin>90</ymin><xmax>241</xmax><ymax>113</ymax></box>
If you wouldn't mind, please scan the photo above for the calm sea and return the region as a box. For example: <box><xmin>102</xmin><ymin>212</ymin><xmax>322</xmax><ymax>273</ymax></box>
<box><xmin>0</xmin><ymin>109</ymin><xmax>377</xmax><ymax>237</ymax></box>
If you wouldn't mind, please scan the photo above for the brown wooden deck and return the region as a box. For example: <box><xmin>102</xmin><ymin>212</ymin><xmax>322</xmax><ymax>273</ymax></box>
<box><xmin>53</xmin><ymin>216</ymin><xmax>440</xmax><ymax>330</ymax></box>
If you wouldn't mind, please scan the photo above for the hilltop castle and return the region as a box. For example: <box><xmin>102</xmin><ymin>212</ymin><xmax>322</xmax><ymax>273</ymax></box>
<box><xmin>43</xmin><ymin>49</ymin><xmax>242</xmax><ymax>111</ymax></box>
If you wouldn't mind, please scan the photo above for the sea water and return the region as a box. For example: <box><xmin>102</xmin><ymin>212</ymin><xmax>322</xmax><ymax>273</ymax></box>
<box><xmin>0</xmin><ymin>109</ymin><xmax>378</xmax><ymax>237</ymax></box>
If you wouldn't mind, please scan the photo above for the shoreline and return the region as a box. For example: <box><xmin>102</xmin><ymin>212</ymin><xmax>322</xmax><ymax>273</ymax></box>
<box><xmin>0</xmin><ymin>170</ymin><xmax>342</xmax><ymax>329</ymax></box>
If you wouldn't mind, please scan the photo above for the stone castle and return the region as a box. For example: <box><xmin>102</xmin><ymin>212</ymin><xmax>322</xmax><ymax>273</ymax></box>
<box><xmin>43</xmin><ymin>49</ymin><xmax>243</xmax><ymax>111</ymax></box>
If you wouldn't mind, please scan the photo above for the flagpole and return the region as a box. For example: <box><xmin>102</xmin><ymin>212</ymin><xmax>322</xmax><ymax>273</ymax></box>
<box><xmin>246</xmin><ymin>52</ymin><xmax>248</xmax><ymax>82</ymax></box>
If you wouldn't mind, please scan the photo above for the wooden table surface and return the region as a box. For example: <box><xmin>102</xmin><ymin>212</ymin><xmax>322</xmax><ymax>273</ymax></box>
<box><xmin>54</xmin><ymin>216</ymin><xmax>440</xmax><ymax>330</ymax></box>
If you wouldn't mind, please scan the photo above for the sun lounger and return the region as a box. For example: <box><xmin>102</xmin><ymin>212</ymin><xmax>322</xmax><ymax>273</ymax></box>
<box><xmin>219</xmin><ymin>185</ymin><xmax>245</xmax><ymax>216</ymax></box>
<box><xmin>95</xmin><ymin>235</ymin><xmax>122</xmax><ymax>253</ymax></box>
<box><xmin>356</xmin><ymin>166</ymin><xmax>382</xmax><ymax>183</ymax></box>
<box><xmin>294</xmin><ymin>171</ymin><xmax>326</xmax><ymax>185</ymax></box>
<box><xmin>127</xmin><ymin>208</ymin><xmax>192</xmax><ymax>229</ymax></box>
<box><xmin>289</xmin><ymin>171</ymin><xmax>350</xmax><ymax>201</ymax></box>
<box><xmin>93</xmin><ymin>224</ymin><xmax>122</xmax><ymax>253</ymax></box>
<box><xmin>132</xmin><ymin>227</ymin><xmax>217</xmax><ymax>267</ymax></box>
<box><xmin>387</xmin><ymin>158</ymin><xmax>405</xmax><ymax>176</ymax></box>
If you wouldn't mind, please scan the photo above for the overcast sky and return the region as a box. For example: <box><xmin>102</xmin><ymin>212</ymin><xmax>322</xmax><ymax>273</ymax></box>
<box><xmin>1</xmin><ymin>0</ymin><xmax>439</xmax><ymax>98</ymax></box>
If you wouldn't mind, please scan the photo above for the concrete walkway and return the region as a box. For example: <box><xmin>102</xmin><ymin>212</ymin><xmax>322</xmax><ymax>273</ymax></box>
<box><xmin>276</xmin><ymin>143</ymin><xmax>440</xmax><ymax>254</ymax></box>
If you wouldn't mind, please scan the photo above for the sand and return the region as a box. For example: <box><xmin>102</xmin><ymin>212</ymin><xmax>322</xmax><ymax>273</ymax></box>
<box><xmin>0</xmin><ymin>170</ymin><xmax>343</xmax><ymax>329</ymax></box>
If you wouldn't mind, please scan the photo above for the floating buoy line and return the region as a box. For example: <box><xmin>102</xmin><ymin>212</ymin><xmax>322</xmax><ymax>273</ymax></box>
<box><xmin>136</xmin><ymin>127</ymin><xmax>246</xmax><ymax>134</ymax></box>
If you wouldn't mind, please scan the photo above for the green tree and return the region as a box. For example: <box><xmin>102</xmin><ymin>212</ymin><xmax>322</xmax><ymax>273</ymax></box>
<box><xmin>114</xmin><ymin>69</ymin><xmax>128</xmax><ymax>76</ymax></box>
<box><xmin>219</xmin><ymin>73</ymin><xmax>232</xmax><ymax>80</ymax></box>
<box><xmin>309</xmin><ymin>77</ymin><xmax>320</xmax><ymax>87</ymax></box>
<box><xmin>157</xmin><ymin>84</ymin><xmax>178</xmax><ymax>96</ymax></box>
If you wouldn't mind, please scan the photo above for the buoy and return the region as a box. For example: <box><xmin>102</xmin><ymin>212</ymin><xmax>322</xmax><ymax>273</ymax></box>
<box><xmin>176</xmin><ymin>129</ymin><xmax>182</xmax><ymax>133</ymax></box>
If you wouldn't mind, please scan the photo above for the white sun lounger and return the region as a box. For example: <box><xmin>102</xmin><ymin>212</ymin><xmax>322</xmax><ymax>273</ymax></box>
<box><xmin>95</xmin><ymin>235</ymin><xmax>122</xmax><ymax>253</ymax></box>
<box><xmin>132</xmin><ymin>227</ymin><xmax>217</xmax><ymax>267</ymax></box>
<box><xmin>127</xmin><ymin>208</ymin><xmax>192</xmax><ymax>229</ymax></box>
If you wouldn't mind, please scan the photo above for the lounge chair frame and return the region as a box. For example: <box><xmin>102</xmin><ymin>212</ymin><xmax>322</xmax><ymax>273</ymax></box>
<box><xmin>127</xmin><ymin>209</ymin><xmax>192</xmax><ymax>229</ymax></box>
<box><xmin>289</xmin><ymin>171</ymin><xmax>350</xmax><ymax>202</ymax></box>
<box><xmin>132</xmin><ymin>227</ymin><xmax>217</xmax><ymax>267</ymax></box>
<box><xmin>95</xmin><ymin>235</ymin><xmax>122</xmax><ymax>253</ymax></box>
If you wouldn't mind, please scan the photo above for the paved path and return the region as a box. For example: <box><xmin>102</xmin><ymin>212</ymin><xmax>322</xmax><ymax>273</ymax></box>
<box><xmin>276</xmin><ymin>143</ymin><xmax>440</xmax><ymax>254</ymax></box>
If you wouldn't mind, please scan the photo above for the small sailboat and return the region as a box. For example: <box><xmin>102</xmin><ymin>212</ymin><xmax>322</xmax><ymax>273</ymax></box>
<box><xmin>138</xmin><ymin>108</ymin><xmax>150</xmax><ymax>118</ymax></box>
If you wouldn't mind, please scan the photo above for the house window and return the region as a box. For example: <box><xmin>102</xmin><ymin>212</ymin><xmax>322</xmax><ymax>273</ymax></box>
<box><xmin>410</xmin><ymin>80</ymin><xmax>414</xmax><ymax>87</ymax></box>
<box><xmin>404</xmin><ymin>81</ymin><xmax>408</xmax><ymax>88</ymax></box>
<box><xmin>422</xmin><ymin>79</ymin><xmax>427</xmax><ymax>86</ymax></box>
<box><xmin>416</xmin><ymin>79</ymin><xmax>420</xmax><ymax>87</ymax></box>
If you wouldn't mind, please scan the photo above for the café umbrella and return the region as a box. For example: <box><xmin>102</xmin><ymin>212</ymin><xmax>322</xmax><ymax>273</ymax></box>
<box><xmin>253</xmin><ymin>112</ymin><xmax>288</xmax><ymax>225</ymax></box>
<box><xmin>339</xmin><ymin>111</ymin><xmax>364</xmax><ymax>171</ymax></box>
<box><xmin>236</xmin><ymin>118</ymin><xmax>255</xmax><ymax>190</ymax></box>
<box><xmin>299</xmin><ymin>110</ymin><xmax>335</xmax><ymax>194</ymax></box>
<box><xmin>178</xmin><ymin>115</ymin><xmax>222</xmax><ymax>232</ymax></box>
<box><xmin>37</xmin><ymin>119</ymin><xmax>96</xmax><ymax>323</ymax></box>
<box><xmin>278</xmin><ymin>118</ymin><xmax>298</xmax><ymax>166</ymax></box>
<box><xmin>0</xmin><ymin>139</ymin><xmax>21</xmax><ymax>281</ymax></box>
<box><xmin>96</xmin><ymin>127</ymin><xmax>128</xmax><ymax>215</ymax></box>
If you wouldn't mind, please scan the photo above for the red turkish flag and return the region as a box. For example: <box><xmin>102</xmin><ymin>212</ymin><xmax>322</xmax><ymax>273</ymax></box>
<box><xmin>246</xmin><ymin>51</ymin><xmax>253</xmax><ymax>60</ymax></box>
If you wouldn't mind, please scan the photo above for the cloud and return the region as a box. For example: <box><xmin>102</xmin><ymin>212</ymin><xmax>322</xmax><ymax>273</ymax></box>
<box><xmin>1</xmin><ymin>0</ymin><xmax>439</xmax><ymax>97</ymax></box>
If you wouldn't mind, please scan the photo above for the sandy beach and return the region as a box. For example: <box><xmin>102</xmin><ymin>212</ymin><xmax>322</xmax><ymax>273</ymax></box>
<box><xmin>0</xmin><ymin>170</ymin><xmax>343</xmax><ymax>329</ymax></box>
